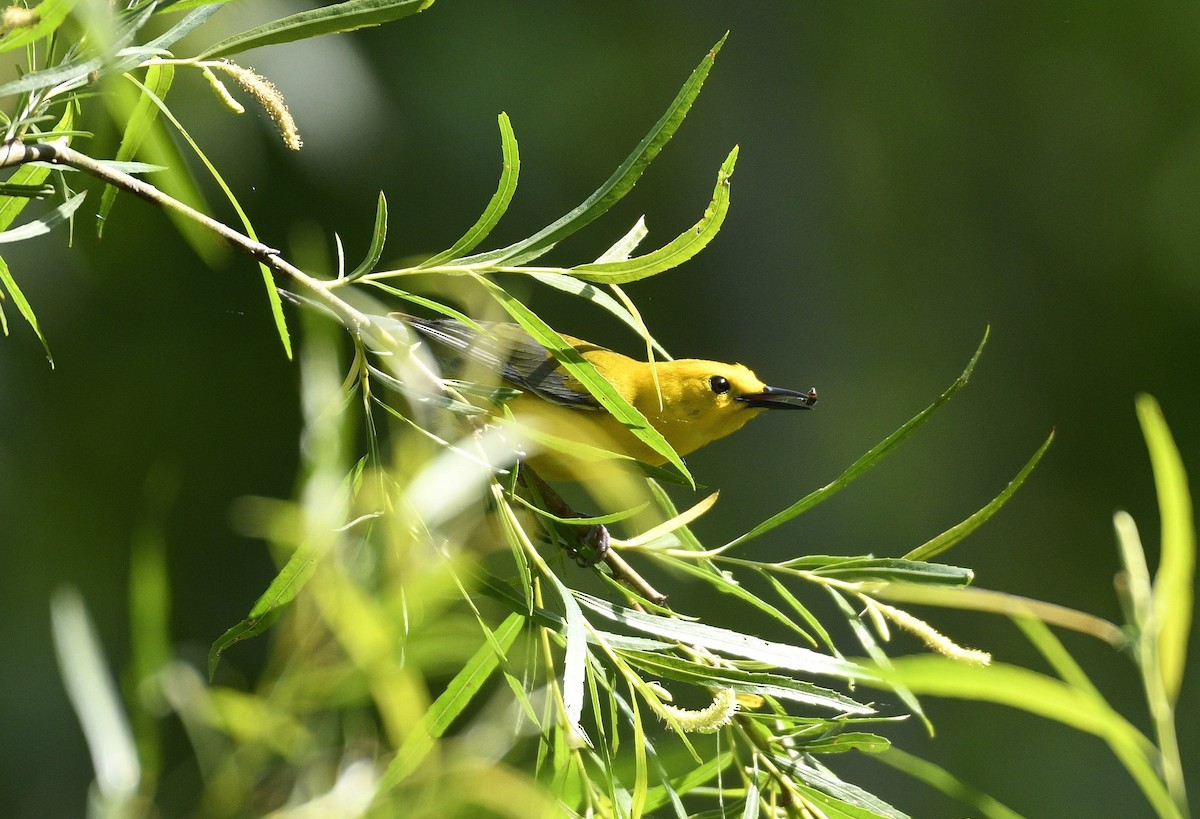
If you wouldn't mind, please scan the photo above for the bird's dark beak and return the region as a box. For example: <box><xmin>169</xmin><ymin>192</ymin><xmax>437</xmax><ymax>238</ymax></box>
<box><xmin>736</xmin><ymin>385</ymin><xmax>818</xmax><ymax>410</ymax></box>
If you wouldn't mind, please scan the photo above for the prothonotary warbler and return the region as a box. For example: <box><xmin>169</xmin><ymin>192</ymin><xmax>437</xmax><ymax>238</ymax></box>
<box><xmin>399</xmin><ymin>313</ymin><xmax>818</xmax><ymax>481</ymax></box>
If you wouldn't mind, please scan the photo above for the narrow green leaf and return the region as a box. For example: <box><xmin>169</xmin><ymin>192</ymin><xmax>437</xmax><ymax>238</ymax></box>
<box><xmin>0</xmin><ymin>54</ymin><xmax>104</xmax><ymax>99</ymax></box>
<box><xmin>0</xmin><ymin>254</ymin><xmax>52</xmax><ymax>364</ymax></box>
<box><xmin>875</xmin><ymin>748</ymin><xmax>1026</xmax><ymax>819</ymax></box>
<box><xmin>482</xmin><ymin>279</ymin><xmax>694</xmax><ymax>485</ymax></box>
<box><xmin>200</xmin><ymin>0</ymin><xmax>436</xmax><ymax>58</ymax></box>
<box><xmin>0</xmin><ymin>0</ymin><xmax>77</xmax><ymax>57</ymax></box>
<box><xmin>662</xmin><ymin>558</ymin><xmax>820</xmax><ymax>647</ymax></box>
<box><xmin>420</xmin><ymin>113</ymin><xmax>519</xmax><ymax>267</ymax></box>
<box><xmin>807</xmin><ymin>557</ymin><xmax>974</xmax><ymax>586</ymax></box>
<box><xmin>344</xmin><ymin>191</ymin><xmax>388</xmax><ymax>281</ymax></box>
<box><xmin>774</xmin><ymin>756</ymin><xmax>910</xmax><ymax>819</ymax></box>
<box><xmin>0</xmin><ymin>3</ymin><xmax>154</xmax><ymax>98</ymax></box>
<box><xmin>800</xmin><ymin>732</ymin><xmax>891</xmax><ymax>755</ymax></box>
<box><xmin>906</xmin><ymin>431</ymin><xmax>1054</xmax><ymax>561</ymax></box>
<box><xmin>460</xmin><ymin>34</ymin><xmax>728</xmax><ymax>267</ymax></box>
<box><xmin>727</xmin><ymin>327</ymin><xmax>990</xmax><ymax>550</ymax></box>
<box><xmin>758</xmin><ymin>569</ymin><xmax>835</xmax><ymax>651</ymax></box>
<box><xmin>0</xmin><ymin>183</ymin><xmax>55</xmax><ymax>198</ymax></box>
<box><xmin>571</xmin><ymin>146</ymin><xmax>737</xmax><ymax>284</ymax></box>
<box><xmin>576</xmin><ymin>592</ymin><xmax>867</xmax><ymax>682</ymax></box>
<box><xmin>830</xmin><ymin>586</ymin><xmax>929</xmax><ymax>733</ymax></box>
<box><xmin>0</xmin><ymin>107</ymin><xmax>72</xmax><ymax>232</ymax></box>
<box><xmin>160</xmin><ymin>0</ymin><xmax>234</xmax><ymax>11</ymax></box>
<box><xmin>125</xmin><ymin>74</ymin><xmax>292</xmax><ymax>357</ymax></box>
<box><xmin>641</xmin><ymin>751</ymin><xmax>735</xmax><ymax>813</ymax></box>
<box><xmin>490</xmin><ymin>485</ymin><xmax>533</xmax><ymax>614</ymax></box>
<box><xmin>113</xmin><ymin>6</ymin><xmax>224</xmax><ymax>73</ymax></box>
<box><xmin>620</xmin><ymin>651</ymin><xmax>873</xmax><ymax>714</ymax></box>
<box><xmin>868</xmin><ymin>656</ymin><xmax>1179</xmax><ymax>819</ymax></box>
<box><xmin>208</xmin><ymin>541</ymin><xmax>320</xmax><ymax>679</ymax></box>
<box><xmin>547</xmin><ymin>566</ymin><xmax>588</xmax><ymax>736</ymax></box>
<box><xmin>741</xmin><ymin>769</ymin><xmax>759</xmax><ymax>819</ymax></box>
<box><xmin>380</xmin><ymin>612</ymin><xmax>524</xmax><ymax>789</ymax></box>
<box><xmin>112</xmin><ymin>75</ymin><xmax>225</xmax><ymax>267</ymax></box>
<box><xmin>509</xmin><ymin>492</ymin><xmax>649</xmax><ymax>527</ymax></box>
<box><xmin>0</xmin><ymin>190</ymin><xmax>85</xmax><ymax>243</ymax></box>
<box><xmin>524</xmin><ymin>270</ymin><xmax>671</xmax><ymax>359</ymax></box>
<box><xmin>99</xmin><ymin>63</ymin><xmax>176</xmax><ymax>234</ymax></box>
<box><xmin>1136</xmin><ymin>394</ymin><xmax>1194</xmax><ymax>706</ymax></box>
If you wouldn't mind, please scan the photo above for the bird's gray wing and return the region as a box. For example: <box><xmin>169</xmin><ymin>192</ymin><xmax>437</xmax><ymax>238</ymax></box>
<box><xmin>404</xmin><ymin>316</ymin><xmax>602</xmax><ymax>409</ymax></box>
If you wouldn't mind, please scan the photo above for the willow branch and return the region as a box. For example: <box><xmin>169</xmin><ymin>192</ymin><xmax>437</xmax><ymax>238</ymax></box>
<box><xmin>0</xmin><ymin>139</ymin><xmax>374</xmax><ymax>336</ymax></box>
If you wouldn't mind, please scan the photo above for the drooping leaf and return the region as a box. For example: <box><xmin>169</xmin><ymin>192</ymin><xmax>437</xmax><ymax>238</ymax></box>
<box><xmin>0</xmin><ymin>190</ymin><xmax>86</xmax><ymax>243</ymax></box>
<box><xmin>125</xmin><ymin>74</ymin><xmax>292</xmax><ymax>357</ymax></box>
<box><xmin>0</xmin><ymin>254</ymin><xmax>52</xmax><ymax>364</ymax></box>
<box><xmin>99</xmin><ymin>63</ymin><xmax>176</xmax><ymax>234</ymax></box>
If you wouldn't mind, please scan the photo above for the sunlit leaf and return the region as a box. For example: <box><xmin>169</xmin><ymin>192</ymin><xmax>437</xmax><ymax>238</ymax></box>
<box><xmin>381</xmin><ymin>612</ymin><xmax>525</xmax><ymax>788</ymax></box>
<box><xmin>0</xmin><ymin>190</ymin><xmax>85</xmax><ymax>243</ymax></box>
<box><xmin>99</xmin><ymin>63</ymin><xmax>176</xmax><ymax>234</ymax></box>
<box><xmin>576</xmin><ymin>593</ymin><xmax>866</xmax><ymax>682</ymax></box>
<box><xmin>208</xmin><ymin>540</ymin><xmax>320</xmax><ymax>679</ymax></box>
<box><xmin>1135</xmin><ymin>394</ymin><xmax>1194</xmax><ymax>707</ymax></box>
<box><xmin>570</xmin><ymin>146</ymin><xmax>737</xmax><ymax>284</ymax></box>
<box><xmin>0</xmin><ymin>0</ymin><xmax>77</xmax><ymax>57</ymax></box>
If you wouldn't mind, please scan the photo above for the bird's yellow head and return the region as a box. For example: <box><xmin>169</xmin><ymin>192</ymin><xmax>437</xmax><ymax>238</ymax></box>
<box><xmin>630</xmin><ymin>359</ymin><xmax>817</xmax><ymax>458</ymax></box>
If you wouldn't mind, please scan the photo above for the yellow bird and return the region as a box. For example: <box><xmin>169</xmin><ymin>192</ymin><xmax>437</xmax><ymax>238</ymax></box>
<box><xmin>400</xmin><ymin>313</ymin><xmax>817</xmax><ymax>481</ymax></box>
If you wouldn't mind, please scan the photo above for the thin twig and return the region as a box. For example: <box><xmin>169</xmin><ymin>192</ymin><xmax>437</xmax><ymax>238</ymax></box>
<box><xmin>0</xmin><ymin>139</ymin><xmax>375</xmax><ymax>337</ymax></box>
<box><xmin>520</xmin><ymin>465</ymin><xmax>667</xmax><ymax>605</ymax></box>
<box><xmin>1</xmin><ymin>137</ymin><xmax>670</xmax><ymax>607</ymax></box>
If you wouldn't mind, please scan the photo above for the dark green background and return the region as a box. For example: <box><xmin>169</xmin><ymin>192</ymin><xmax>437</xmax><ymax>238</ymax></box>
<box><xmin>2</xmin><ymin>3</ymin><xmax>1197</xmax><ymax>816</ymax></box>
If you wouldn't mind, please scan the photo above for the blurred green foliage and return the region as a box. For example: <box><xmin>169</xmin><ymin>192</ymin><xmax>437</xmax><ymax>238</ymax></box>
<box><xmin>1</xmin><ymin>3</ymin><xmax>1197</xmax><ymax>817</ymax></box>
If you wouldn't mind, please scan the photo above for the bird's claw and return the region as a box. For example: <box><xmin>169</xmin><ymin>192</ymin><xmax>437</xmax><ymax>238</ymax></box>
<box><xmin>570</xmin><ymin>524</ymin><xmax>610</xmax><ymax>568</ymax></box>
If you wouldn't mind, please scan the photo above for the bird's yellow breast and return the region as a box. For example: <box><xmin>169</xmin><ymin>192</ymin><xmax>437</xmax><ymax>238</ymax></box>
<box><xmin>394</xmin><ymin>313</ymin><xmax>810</xmax><ymax>481</ymax></box>
<box><xmin>512</xmin><ymin>344</ymin><xmax>769</xmax><ymax>480</ymax></box>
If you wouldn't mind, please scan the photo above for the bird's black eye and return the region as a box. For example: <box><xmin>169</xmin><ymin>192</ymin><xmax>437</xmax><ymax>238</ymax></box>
<box><xmin>709</xmin><ymin>375</ymin><xmax>731</xmax><ymax>395</ymax></box>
